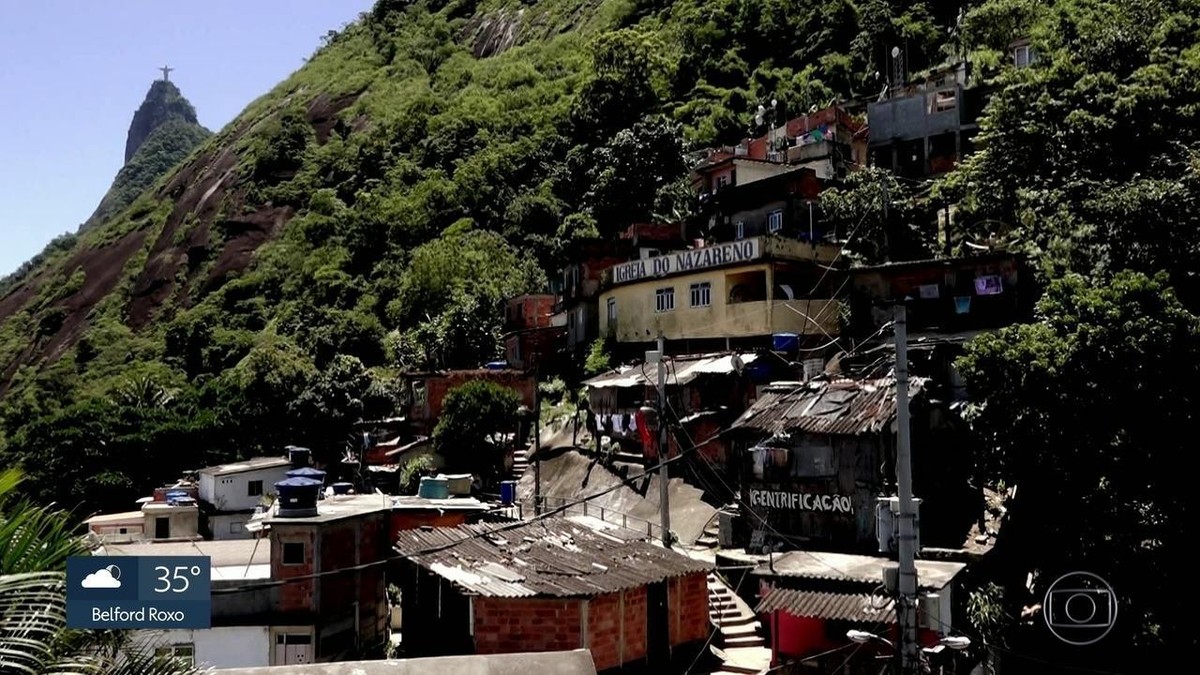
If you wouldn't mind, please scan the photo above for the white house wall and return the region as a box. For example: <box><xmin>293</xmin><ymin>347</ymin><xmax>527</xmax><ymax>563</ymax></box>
<box><xmin>134</xmin><ymin>626</ymin><xmax>270</xmax><ymax>669</ymax></box>
<box><xmin>203</xmin><ymin>466</ymin><xmax>290</xmax><ymax>513</ymax></box>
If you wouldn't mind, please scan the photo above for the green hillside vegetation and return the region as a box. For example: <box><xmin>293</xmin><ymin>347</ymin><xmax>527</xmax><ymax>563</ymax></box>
<box><xmin>86</xmin><ymin>119</ymin><xmax>212</xmax><ymax>229</ymax></box>
<box><xmin>1</xmin><ymin>0</ymin><xmax>1200</xmax><ymax>663</ymax></box>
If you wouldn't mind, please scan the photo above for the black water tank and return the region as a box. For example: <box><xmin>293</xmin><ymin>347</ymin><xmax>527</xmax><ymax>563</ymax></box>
<box><xmin>331</xmin><ymin>482</ymin><xmax>353</xmax><ymax>495</ymax></box>
<box><xmin>285</xmin><ymin>466</ymin><xmax>327</xmax><ymax>483</ymax></box>
<box><xmin>275</xmin><ymin>477</ymin><xmax>322</xmax><ymax>517</ymax></box>
<box><xmin>287</xmin><ymin>447</ymin><xmax>311</xmax><ymax>468</ymax></box>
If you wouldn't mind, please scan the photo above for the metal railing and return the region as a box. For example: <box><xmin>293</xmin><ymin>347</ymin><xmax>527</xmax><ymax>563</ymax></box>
<box><xmin>536</xmin><ymin>495</ymin><xmax>664</xmax><ymax>542</ymax></box>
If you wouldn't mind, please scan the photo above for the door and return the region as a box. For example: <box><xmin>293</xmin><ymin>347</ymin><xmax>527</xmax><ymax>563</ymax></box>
<box><xmin>646</xmin><ymin>581</ymin><xmax>670</xmax><ymax>667</ymax></box>
<box><xmin>155</xmin><ymin>516</ymin><xmax>170</xmax><ymax>539</ymax></box>
<box><xmin>274</xmin><ymin>633</ymin><xmax>312</xmax><ymax>665</ymax></box>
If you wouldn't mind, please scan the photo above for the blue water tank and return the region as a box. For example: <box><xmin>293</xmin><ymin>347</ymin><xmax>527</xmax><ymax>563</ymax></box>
<box><xmin>275</xmin><ymin>477</ymin><xmax>323</xmax><ymax>517</ymax></box>
<box><xmin>772</xmin><ymin>332</ymin><xmax>799</xmax><ymax>352</ymax></box>
<box><xmin>485</xmin><ymin>361</ymin><xmax>508</xmax><ymax>370</ymax></box>
<box><xmin>285</xmin><ymin>467</ymin><xmax>327</xmax><ymax>483</ymax></box>
<box><xmin>418</xmin><ymin>476</ymin><xmax>450</xmax><ymax>500</ymax></box>
<box><xmin>499</xmin><ymin>480</ymin><xmax>518</xmax><ymax>506</ymax></box>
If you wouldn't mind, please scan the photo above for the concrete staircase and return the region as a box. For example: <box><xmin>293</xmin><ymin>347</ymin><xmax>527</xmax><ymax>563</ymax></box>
<box><xmin>707</xmin><ymin>573</ymin><xmax>771</xmax><ymax>675</ymax></box>
<box><xmin>695</xmin><ymin>517</ymin><xmax>720</xmax><ymax>549</ymax></box>
<box><xmin>511</xmin><ymin>446</ymin><xmax>529</xmax><ymax>479</ymax></box>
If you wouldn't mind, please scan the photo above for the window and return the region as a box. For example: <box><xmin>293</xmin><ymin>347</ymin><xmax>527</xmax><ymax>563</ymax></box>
<box><xmin>768</xmin><ymin>210</ymin><xmax>783</xmax><ymax>233</ymax></box>
<box><xmin>735</xmin><ymin>221</ymin><xmax>746</xmax><ymax>240</ymax></box>
<box><xmin>283</xmin><ymin>542</ymin><xmax>305</xmax><ymax>565</ymax></box>
<box><xmin>689</xmin><ymin>282</ymin><xmax>711</xmax><ymax>308</ymax></box>
<box><xmin>155</xmin><ymin>644</ymin><xmax>195</xmax><ymax>667</ymax></box>
<box><xmin>716</xmin><ymin>175</ymin><xmax>729</xmax><ymax>190</ymax></box>
<box><xmin>229</xmin><ymin>521</ymin><xmax>244</xmax><ymax>534</ymax></box>
<box><xmin>248</xmin><ymin>480</ymin><xmax>263</xmax><ymax>497</ymax></box>
<box><xmin>155</xmin><ymin>517</ymin><xmax>170</xmax><ymax>539</ymax></box>
<box><xmin>412</xmin><ymin>381</ymin><xmax>426</xmax><ymax>406</ymax></box>
<box><xmin>655</xmin><ymin>287</ymin><xmax>675</xmax><ymax>313</ymax></box>
<box><xmin>1014</xmin><ymin>44</ymin><xmax>1035</xmax><ymax>68</ymax></box>
<box><xmin>606</xmin><ymin>297</ymin><xmax>617</xmax><ymax>321</ymax></box>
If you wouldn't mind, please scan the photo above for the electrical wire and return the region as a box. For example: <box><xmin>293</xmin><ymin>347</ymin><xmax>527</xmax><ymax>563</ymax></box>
<box><xmin>208</xmin><ymin>423</ymin><xmax>753</xmax><ymax>596</ymax></box>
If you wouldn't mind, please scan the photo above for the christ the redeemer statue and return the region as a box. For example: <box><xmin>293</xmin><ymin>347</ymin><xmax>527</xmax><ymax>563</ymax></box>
<box><xmin>160</xmin><ymin>65</ymin><xmax>174</xmax><ymax>82</ymax></box>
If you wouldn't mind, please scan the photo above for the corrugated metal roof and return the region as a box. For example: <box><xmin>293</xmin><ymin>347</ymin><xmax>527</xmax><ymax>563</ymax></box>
<box><xmin>394</xmin><ymin>518</ymin><xmax>712</xmax><ymax>598</ymax></box>
<box><xmin>730</xmin><ymin>376</ymin><xmax>927</xmax><ymax>437</ymax></box>
<box><xmin>584</xmin><ymin>353</ymin><xmax>759</xmax><ymax>389</ymax></box>
<box><xmin>756</xmin><ymin>588</ymin><xmax>896</xmax><ymax>623</ymax></box>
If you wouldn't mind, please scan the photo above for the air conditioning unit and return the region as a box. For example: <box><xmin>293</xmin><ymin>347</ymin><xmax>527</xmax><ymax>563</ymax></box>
<box><xmin>876</xmin><ymin>496</ymin><xmax>922</xmax><ymax>554</ymax></box>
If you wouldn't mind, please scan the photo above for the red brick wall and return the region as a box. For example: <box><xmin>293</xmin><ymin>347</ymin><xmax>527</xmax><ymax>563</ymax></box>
<box><xmin>677</xmin><ymin>573</ymin><xmax>711</xmax><ymax>643</ymax></box>
<box><xmin>410</xmin><ymin>371</ymin><xmax>536</xmax><ymax>432</ymax></box>
<box><xmin>272</xmin><ymin>526</ymin><xmax>316</xmax><ymax>613</ymax></box>
<box><xmin>473</xmin><ymin>597</ymin><xmax>582</xmax><ymax>655</ymax></box>
<box><xmin>506</xmin><ymin>295</ymin><xmax>557</xmax><ymax>330</ymax></box>
<box><xmin>389</xmin><ymin>511</ymin><xmax>469</xmax><ymax>543</ymax></box>
<box><xmin>585</xmin><ymin>588</ymin><xmax>647</xmax><ymax>670</ymax></box>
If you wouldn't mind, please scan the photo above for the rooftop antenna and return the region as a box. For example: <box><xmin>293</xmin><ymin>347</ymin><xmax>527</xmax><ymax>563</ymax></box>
<box><xmin>890</xmin><ymin>46</ymin><xmax>905</xmax><ymax>94</ymax></box>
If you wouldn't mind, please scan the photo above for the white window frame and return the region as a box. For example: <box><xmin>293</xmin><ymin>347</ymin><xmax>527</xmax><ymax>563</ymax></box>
<box><xmin>606</xmin><ymin>297</ymin><xmax>617</xmax><ymax>321</ymax></box>
<box><xmin>655</xmin><ymin>287</ymin><xmax>675</xmax><ymax>313</ymax></box>
<box><xmin>689</xmin><ymin>282</ymin><xmax>711</xmax><ymax>308</ymax></box>
<box><xmin>768</xmin><ymin>210</ymin><xmax>784</xmax><ymax>233</ymax></box>
<box><xmin>735</xmin><ymin>221</ymin><xmax>746</xmax><ymax>240</ymax></box>
<box><xmin>1014</xmin><ymin>44</ymin><xmax>1031</xmax><ymax>67</ymax></box>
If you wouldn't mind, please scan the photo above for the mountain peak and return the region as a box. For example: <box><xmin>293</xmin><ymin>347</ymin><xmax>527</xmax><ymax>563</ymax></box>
<box><xmin>79</xmin><ymin>78</ymin><xmax>211</xmax><ymax>232</ymax></box>
<box><xmin>125</xmin><ymin>78</ymin><xmax>201</xmax><ymax>163</ymax></box>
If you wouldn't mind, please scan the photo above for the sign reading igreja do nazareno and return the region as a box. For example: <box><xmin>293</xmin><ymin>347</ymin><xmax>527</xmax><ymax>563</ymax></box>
<box><xmin>748</xmin><ymin>489</ymin><xmax>855</xmax><ymax>514</ymax></box>
<box><xmin>610</xmin><ymin>238</ymin><xmax>762</xmax><ymax>285</ymax></box>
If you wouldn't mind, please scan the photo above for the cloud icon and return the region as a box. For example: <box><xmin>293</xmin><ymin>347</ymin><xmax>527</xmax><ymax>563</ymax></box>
<box><xmin>81</xmin><ymin>566</ymin><xmax>122</xmax><ymax>589</ymax></box>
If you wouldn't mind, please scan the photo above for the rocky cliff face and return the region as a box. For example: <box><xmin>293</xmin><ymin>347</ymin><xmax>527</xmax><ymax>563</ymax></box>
<box><xmin>123</xmin><ymin>80</ymin><xmax>203</xmax><ymax>162</ymax></box>
<box><xmin>80</xmin><ymin>80</ymin><xmax>211</xmax><ymax>232</ymax></box>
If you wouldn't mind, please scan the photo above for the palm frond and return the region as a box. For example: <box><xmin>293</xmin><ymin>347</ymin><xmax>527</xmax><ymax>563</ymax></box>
<box><xmin>0</xmin><ymin>470</ymin><xmax>88</xmax><ymax>575</ymax></box>
<box><xmin>0</xmin><ymin>572</ymin><xmax>69</xmax><ymax>675</ymax></box>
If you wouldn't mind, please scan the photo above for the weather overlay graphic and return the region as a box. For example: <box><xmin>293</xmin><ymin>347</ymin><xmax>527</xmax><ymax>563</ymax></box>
<box><xmin>66</xmin><ymin>556</ymin><xmax>212</xmax><ymax>629</ymax></box>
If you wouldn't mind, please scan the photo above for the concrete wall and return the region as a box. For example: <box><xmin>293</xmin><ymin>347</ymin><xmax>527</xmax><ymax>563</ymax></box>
<box><xmin>142</xmin><ymin>505</ymin><xmax>199</xmax><ymax>540</ymax></box>
<box><xmin>599</xmin><ymin>263</ymin><xmax>842</xmax><ymax>342</ymax></box>
<box><xmin>134</xmin><ymin>626</ymin><xmax>270</xmax><ymax>669</ymax></box>
<box><xmin>734</xmin><ymin>160</ymin><xmax>792</xmax><ymax>186</ymax></box>
<box><xmin>202</xmin><ymin>465</ymin><xmax>290</xmax><ymax>513</ymax></box>
<box><xmin>211</xmin><ymin>512</ymin><xmax>254</xmax><ymax>540</ymax></box>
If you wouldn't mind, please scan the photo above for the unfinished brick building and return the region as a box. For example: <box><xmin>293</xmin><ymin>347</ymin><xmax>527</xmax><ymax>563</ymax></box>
<box><xmin>394</xmin><ymin>518</ymin><xmax>712</xmax><ymax>672</ymax></box>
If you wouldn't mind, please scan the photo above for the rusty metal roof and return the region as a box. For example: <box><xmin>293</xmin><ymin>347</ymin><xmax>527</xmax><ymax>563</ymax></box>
<box><xmin>756</xmin><ymin>588</ymin><xmax>896</xmax><ymax>623</ymax></box>
<box><xmin>730</xmin><ymin>376</ymin><xmax>927</xmax><ymax>437</ymax></box>
<box><xmin>394</xmin><ymin>517</ymin><xmax>712</xmax><ymax>598</ymax></box>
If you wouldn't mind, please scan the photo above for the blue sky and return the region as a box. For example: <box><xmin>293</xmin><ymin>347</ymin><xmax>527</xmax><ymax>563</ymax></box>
<box><xmin>0</xmin><ymin>0</ymin><xmax>376</xmax><ymax>277</ymax></box>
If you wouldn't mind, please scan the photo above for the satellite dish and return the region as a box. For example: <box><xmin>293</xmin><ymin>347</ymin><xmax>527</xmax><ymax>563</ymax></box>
<box><xmin>771</xmin><ymin>99</ymin><xmax>778</xmax><ymax>108</ymax></box>
<box><xmin>891</xmin><ymin>46</ymin><xmax>901</xmax><ymax>58</ymax></box>
<box><xmin>755</xmin><ymin>112</ymin><xmax>764</xmax><ymax>126</ymax></box>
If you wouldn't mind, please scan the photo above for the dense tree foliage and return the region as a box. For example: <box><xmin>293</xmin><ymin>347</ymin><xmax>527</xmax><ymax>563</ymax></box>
<box><xmin>433</xmin><ymin>379</ymin><xmax>520</xmax><ymax>479</ymax></box>
<box><xmin>959</xmin><ymin>272</ymin><xmax>1200</xmax><ymax>668</ymax></box>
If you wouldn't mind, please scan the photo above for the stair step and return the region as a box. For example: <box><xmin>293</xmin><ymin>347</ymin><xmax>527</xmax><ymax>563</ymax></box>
<box><xmin>713</xmin><ymin>615</ymin><xmax>757</xmax><ymax>628</ymax></box>
<box><xmin>722</xmin><ymin>636</ymin><xmax>767</xmax><ymax>648</ymax></box>
<box><xmin>720</xmin><ymin>622</ymin><xmax>762</xmax><ymax>637</ymax></box>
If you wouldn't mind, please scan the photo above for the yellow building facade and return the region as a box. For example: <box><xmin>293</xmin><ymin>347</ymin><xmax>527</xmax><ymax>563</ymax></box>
<box><xmin>598</xmin><ymin>237</ymin><xmax>844</xmax><ymax>344</ymax></box>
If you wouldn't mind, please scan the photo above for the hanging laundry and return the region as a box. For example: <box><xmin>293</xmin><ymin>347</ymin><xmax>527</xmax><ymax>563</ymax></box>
<box><xmin>595</xmin><ymin>413</ymin><xmax>603</xmax><ymax>431</ymax></box>
<box><xmin>628</xmin><ymin>414</ymin><xmax>638</xmax><ymax>433</ymax></box>
<box><xmin>362</xmin><ymin>432</ymin><xmax>371</xmax><ymax>450</ymax></box>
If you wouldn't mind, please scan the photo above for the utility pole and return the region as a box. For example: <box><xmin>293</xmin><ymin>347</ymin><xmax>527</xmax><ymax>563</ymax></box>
<box><xmin>656</xmin><ymin>334</ymin><xmax>672</xmax><ymax>548</ymax></box>
<box><xmin>894</xmin><ymin>302</ymin><xmax>920</xmax><ymax>674</ymax></box>
<box><xmin>533</xmin><ymin>359</ymin><xmax>542</xmax><ymax>516</ymax></box>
